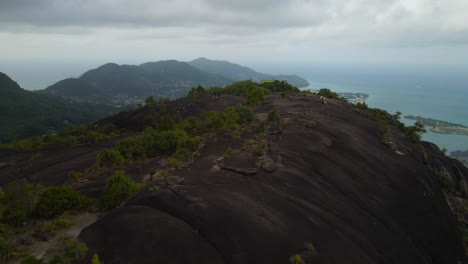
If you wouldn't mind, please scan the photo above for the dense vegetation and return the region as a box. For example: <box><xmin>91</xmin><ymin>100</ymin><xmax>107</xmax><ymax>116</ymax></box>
<box><xmin>0</xmin><ymin>181</ymin><xmax>91</xmax><ymax>262</ymax></box>
<box><xmin>1</xmin><ymin>124</ymin><xmax>123</xmax><ymax>151</ymax></box>
<box><xmin>0</xmin><ymin>72</ymin><xmax>118</xmax><ymax>144</ymax></box>
<box><xmin>187</xmin><ymin>80</ymin><xmax>300</xmax><ymax>104</ymax></box>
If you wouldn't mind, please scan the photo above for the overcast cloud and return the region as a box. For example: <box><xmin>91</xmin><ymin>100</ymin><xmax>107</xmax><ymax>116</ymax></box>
<box><xmin>1</xmin><ymin>0</ymin><xmax>468</xmax><ymax>66</ymax></box>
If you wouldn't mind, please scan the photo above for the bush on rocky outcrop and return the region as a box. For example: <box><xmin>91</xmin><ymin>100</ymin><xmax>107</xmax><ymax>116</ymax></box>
<box><xmin>35</xmin><ymin>186</ymin><xmax>89</xmax><ymax>218</ymax></box>
<box><xmin>115</xmin><ymin>128</ymin><xmax>202</xmax><ymax>161</ymax></box>
<box><xmin>99</xmin><ymin>170</ymin><xmax>138</xmax><ymax>211</ymax></box>
<box><xmin>267</xmin><ymin>109</ymin><xmax>282</xmax><ymax>125</ymax></box>
<box><xmin>201</xmin><ymin>105</ymin><xmax>254</xmax><ymax>134</ymax></box>
<box><xmin>1</xmin><ymin>181</ymin><xmax>43</xmax><ymax>225</ymax></box>
<box><xmin>96</xmin><ymin>148</ymin><xmax>125</xmax><ymax>168</ymax></box>
<box><xmin>260</xmin><ymin>80</ymin><xmax>300</xmax><ymax>93</ymax></box>
<box><xmin>317</xmin><ymin>88</ymin><xmax>340</xmax><ymax>99</ymax></box>
<box><xmin>91</xmin><ymin>253</ymin><xmax>103</xmax><ymax>264</ymax></box>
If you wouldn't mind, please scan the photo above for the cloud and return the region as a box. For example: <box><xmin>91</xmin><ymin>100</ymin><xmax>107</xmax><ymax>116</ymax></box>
<box><xmin>0</xmin><ymin>0</ymin><xmax>468</xmax><ymax>64</ymax></box>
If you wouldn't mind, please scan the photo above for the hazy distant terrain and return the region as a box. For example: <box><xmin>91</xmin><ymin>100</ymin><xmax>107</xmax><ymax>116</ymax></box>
<box><xmin>39</xmin><ymin>59</ymin><xmax>309</xmax><ymax>105</ymax></box>
<box><xmin>188</xmin><ymin>57</ymin><xmax>309</xmax><ymax>87</ymax></box>
<box><xmin>0</xmin><ymin>72</ymin><xmax>118</xmax><ymax>143</ymax></box>
<box><xmin>41</xmin><ymin>60</ymin><xmax>232</xmax><ymax>105</ymax></box>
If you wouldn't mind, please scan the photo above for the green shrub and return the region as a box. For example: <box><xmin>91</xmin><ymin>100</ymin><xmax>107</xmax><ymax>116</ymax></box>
<box><xmin>36</xmin><ymin>186</ymin><xmax>89</xmax><ymax>218</ymax></box>
<box><xmin>176</xmin><ymin>117</ymin><xmax>200</xmax><ymax>134</ymax></box>
<box><xmin>96</xmin><ymin>148</ymin><xmax>125</xmax><ymax>168</ymax></box>
<box><xmin>91</xmin><ymin>253</ymin><xmax>103</xmax><ymax>264</ymax></box>
<box><xmin>20</xmin><ymin>255</ymin><xmax>45</xmax><ymax>264</ymax></box>
<box><xmin>158</xmin><ymin>115</ymin><xmax>175</xmax><ymax>131</ymax></box>
<box><xmin>317</xmin><ymin>88</ymin><xmax>339</xmax><ymax>99</ymax></box>
<box><xmin>145</xmin><ymin>96</ymin><xmax>155</xmax><ymax>105</ymax></box>
<box><xmin>223</xmin><ymin>147</ymin><xmax>233</xmax><ymax>159</ymax></box>
<box><xmin>171</xmin><ymin>148</ymin><xmax>192</xmax><ymax>159</ymax></box>
<box><xmin>260</xmin><ymin>80</ymin><xmax>300</xmax><ymax>93</ymax></box>
<box><xmin>115</xmin><ymin>136</ymin><xmax>146</xmax><ymax>160</ymax></box>
<box><xmin>37</xmin><ymin>216</ymin><xmax>74</xmax><ymax>236</ymax></box>
<box><xmin>201</xmin><ymin>111</ymin><xmax>226</xmax><ymax>134</ymax></box>
<box><xmin>267</xmin><ymin>109</ymin><xmax>282</xmax><ymax>124</ymax></box>
<box><xmin>245</xmin><ymin>87</ymin><xmax>270</xmax><ymax>106</ymax></box>
<box><xmin>251</xmin><ymin>147</ymin><xmax>265</xmax><ymax>157</ymax></box>
<box><xmin>48</xmin><ymin>235</ymin><xmax>88</xmax><ymax>264</ymax></box>
<box><xmin>0</xmin><ymin>229</ymin><xmax>11</xmax><ymax>262</ymax></box>
<box><xmin>291</xmin><ymin>254</ymin><xmax>304</xmax><ymax>264</ymax></box>
<box><xmin>99</xmin><ymin>170</ymin><xmax>138</xmax><ymax>211</ymax></box>
<box><xmin>437</xmin><ymin>170</ymin><xmax>453</xmax><ymax>191</ymax></box>
<box><xmin>167</xmin><ymin>158</ymin><xmax>184</xmax><ymax>169</ymax></box>
<box><xmin>225</xmin><ymin>105</ymin><xmax>255</xmax><ymax>124</ymax></box>
<box><xmin>187</xmin><ymin>85</ymin><xmax>208</xmax><ymax>98</ymax></box>
<box><xmin>377</xmin><ymin>119</ymin><xmax>391</xmax><ymax>144</ymax></box>
<box><xmin>356</xmin><ymin>102</ymin><xmax>368</xmax><ymax>110</ymax></box>
<box><xmin>404</xmin><ymin>121</ymin><xmax>426</xmax><ymax>142</ymax></box>
<box><xmin>1</xmin><ymin>181</ymin><xmax>43</xmax><ymax>225</ymax></box>
<box><xmin>259</xmin><ymin>121</ymin><xmax>266</xmax><ymax>132</ymax></box>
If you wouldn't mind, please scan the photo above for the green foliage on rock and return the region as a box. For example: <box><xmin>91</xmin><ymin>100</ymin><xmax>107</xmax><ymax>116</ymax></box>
<box><xmin>35</xmin><ymin>186</ymin><xmax>89</xmax><ymax>218</ymax></box>
<box><xmin>115</xmin><ymin>128</ymin><xmax>202</xmax><ymax>161</ymax></box>
<box><xmin>0</xmin><ymin>181</ymin><xmax>43</xmax><ymax>225</ymax></box>
<box><xmin>99</xmin><ymin>170</ymin><xmax>138</xmax><ymax>211</ymax></box>
<box><xmin>91</xmin><ymin>253</ymin><xmax>103</xmax><ymax>264</ymax></box>
<box><xmin>267</xmin><ymin>109</ymin><xmax>282</xmax><ymax>125</ymax></box>
<box><xmin>2</xmin><ymin>124</ymin><xmax>119</xmax><ymax>151</ymax></box>
<box><xmin>97</xmin><ymin>148</ymin><xmax>125</xmax><ymax>168</ymax></box>
<box><xmin>47</xmin><ymin>235</ymin><xmax>88</xmax><ymax>263</ymax></box>
<box><xmin>352</xmin><ymin>100</ymin><xmax>426</xmax><ymax>143</ymax></box>
<box><xmin>317</xmin><ymin>88</ymin><xmax>340</xmax><ymax>99</ymax></box>
<box><xmin>260</xmin><ymin>80</ymin><xmax>300</xmax><ymax>93</ymax></box>
<box><xmin>404</xmin><ymin>121</ymin><xmax>426</xmax><ymax>142</ymax></box>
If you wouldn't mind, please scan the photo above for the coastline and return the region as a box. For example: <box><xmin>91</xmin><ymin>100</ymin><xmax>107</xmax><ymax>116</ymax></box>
<box><xmin>303</xmin><ymin>78</ymin><xmax>468</xmax><ymax>152</ymax></box>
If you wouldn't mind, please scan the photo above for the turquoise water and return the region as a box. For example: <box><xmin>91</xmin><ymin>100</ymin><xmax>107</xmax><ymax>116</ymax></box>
<box><xmin>301</xmin><ymin>64</ymin><xmax>468</xmax><ymax>153</ymax></box>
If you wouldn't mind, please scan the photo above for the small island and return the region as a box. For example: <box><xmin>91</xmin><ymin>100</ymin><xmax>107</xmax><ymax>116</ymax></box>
<box><xmin>404</xmin><ymin>115</ymin><xmax>468</xmax><ymax>136</ymax></box>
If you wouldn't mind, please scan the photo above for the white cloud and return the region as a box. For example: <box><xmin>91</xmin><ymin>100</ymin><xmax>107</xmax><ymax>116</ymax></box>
<box><xmin>0</xmin><ymin>0</ymin><xmax>467</xmax><ymax>64</ymax></box>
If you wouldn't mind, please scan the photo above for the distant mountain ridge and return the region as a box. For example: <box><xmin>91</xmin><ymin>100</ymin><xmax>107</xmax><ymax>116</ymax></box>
<box><xmin>0</xmin><ymin>72</ymin><xmax>117</xmax><ymax>143</ymax></box>
<box><xmin>42</xmin><ymin>60</ymin><xmax>233</xmax><ymax>105</ymax></box>
<box><xmin>41</xmin><ymin>58</ymin><xmax>309</xmax><ymax>105</ymax></box>
<box><xmin>188</xmin><ymin>57</ymin><xmax>309</xmax><ymax>88</ymax></box>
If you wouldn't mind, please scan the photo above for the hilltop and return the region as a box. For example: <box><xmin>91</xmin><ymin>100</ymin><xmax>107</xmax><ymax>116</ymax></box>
<box><xmin>0</xmin><ymin>72</ymin><xmax>118</xmax><ymax>143</ymax></box>
<box><xmin>0</xmin><ymin>81</ymin><xmax>467</xmax><ymax>263</ymax></box>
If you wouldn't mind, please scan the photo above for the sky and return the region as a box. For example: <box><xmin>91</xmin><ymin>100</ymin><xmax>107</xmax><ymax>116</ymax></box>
<box><xmin>1</xmin><ymin>0</ymin><xmax>468</xmax><ymax>89</ymax></box>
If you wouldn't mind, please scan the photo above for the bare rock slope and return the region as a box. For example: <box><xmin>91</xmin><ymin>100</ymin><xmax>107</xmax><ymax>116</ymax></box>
<box><xmin>74</xmin><ymin>95</ymin><xmax>467</xmax><ymax>263</ymax></box>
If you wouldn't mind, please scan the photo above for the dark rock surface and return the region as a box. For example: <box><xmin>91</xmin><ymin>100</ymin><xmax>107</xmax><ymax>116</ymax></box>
<box><xmin>75</xmin><ymin>95</ymin><xmax>467</xmax><ymax>263</ymax></box>
<box><xmin>2</xmin><ymin>93</ymin><xmax>466</xmax><ymax>263</ymax></box>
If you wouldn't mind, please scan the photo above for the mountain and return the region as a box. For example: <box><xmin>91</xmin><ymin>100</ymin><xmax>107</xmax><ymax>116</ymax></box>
<box><xmin>1</xmin><ymin>82</ymin><xmax>466</xmax><ymax>263</ymax></box>
<box><xmin>189</xmin><ymin>57</ymin><xmax>309</xmax><ymax>87</ymax></box>
<box><xmin>41</xmin><ymin>59</ymin><xmax>309</xmax><ymax>106</ymax></box>
<box><xmin>0</xmin><ymin>72</ymin><xmax>118</xmax><ymax>143</ymax></box>
<box><xmin>41</xmin><ymin>61</ymin><xmax>233</xmax><ymax>105</ymax></box>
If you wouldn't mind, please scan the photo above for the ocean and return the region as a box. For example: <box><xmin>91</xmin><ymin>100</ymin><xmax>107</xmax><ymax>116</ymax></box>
<box><xmin>299</xmin><ymin>64</ymin><xmax>468</xmax><ymax>153</ymax></box>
